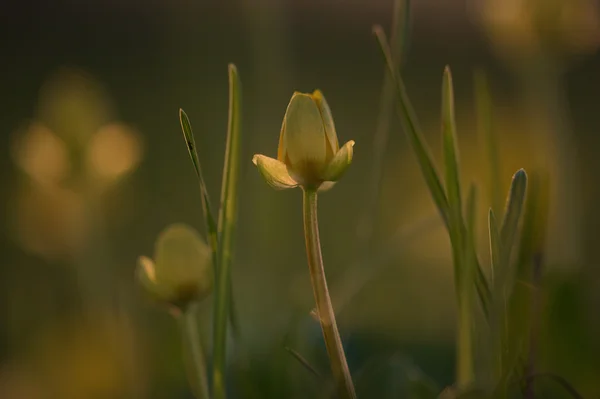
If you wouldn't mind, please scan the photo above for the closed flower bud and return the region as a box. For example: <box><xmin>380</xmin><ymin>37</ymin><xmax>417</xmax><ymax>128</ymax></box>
<box><xmin>137</xmin><ymin>223</ymin><xmax>213</xmax><ymax>311</ymax></box>
<box><xmin>253</xmin><ymin>90</ymin><xmax>354</xmax><ymax>191</ymax></box>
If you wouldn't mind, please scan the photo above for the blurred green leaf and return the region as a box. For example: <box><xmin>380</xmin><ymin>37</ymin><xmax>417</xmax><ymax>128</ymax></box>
<box><xmin>488</xmin><ymin>209</ymin><xmax>501</xmax><ymax>289</ymax></box>
<box><xmin>465</xmin><ymin>185</ymin><xmax>477</xmax><ymax>250</ymax></box>
<box><xmin>499</xmin><ymin>170</ymin><xmax>527</xmax><ymax>266</ymax></box>
<box><xmin>374</xmin><ymin>26</ymin><xmax>491</xmax><ymax>320</ymax></box>
<box><xmin>372</xmin><ymin>25</ymin><xmax>450</xmax><ymax>227</ymax></box>
<box><xmin>441</xmin><ymin>65</ymin><xmax>473</xmax><ymax>387</ymax></box>
<box><xmin>213</xmin><ymin>63</ymin><xmax>243</xmax><ymax>399</ymax></box>
<box><xmin>441</xmin><ymin>65</ymin><xmax>462</xmax><ymax>236</ymax></box>
<box><xmin>361</xmin><ymin>0</ymin><xmax>411</xmax><ymax>250</ymax></box>
<box><xmin>179</xmin><ymin>109</ymin><xmax>219</xmax><ymax>260</ymax></box>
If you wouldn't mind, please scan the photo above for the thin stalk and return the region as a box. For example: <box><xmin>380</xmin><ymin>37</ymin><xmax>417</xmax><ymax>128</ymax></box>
<box><xmin>302</xmin><ymin>189</ymin><xmax>356</xmax><ymax>399</ymax></box>
<box><xmin>212</xmin><ymin>64</ymin><xmax>242</xmax><ymax>399</ymax></box>
<box><xmin>181</xmin><ymin>307</ymin><xmax>210</xmax><ymax>399</ymax></box>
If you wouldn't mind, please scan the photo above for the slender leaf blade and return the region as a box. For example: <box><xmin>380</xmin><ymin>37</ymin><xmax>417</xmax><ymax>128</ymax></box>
<box><xmin>373</xmin><ymin>25</ymin><xmax>450</xmax><ymax>228</ymax></box>
<box><xmin>442</xmin><ymin>65</ymin><xmax>462</xmax><ymax>231</ymax></box>
<box><xmin>500</xmin><ymin>169</ymin><xmax>527</xmax><ymax>259</ymax></box>
<box><xmin>360</xmin><ymin>0</ymin><xmax>411</xmax><ymax>250</ymax></box>
<box><xmin>373</xmin><ymin>26</ymin><xmax>492</xmax><ymax>320</ymax></box>
<box><xmin>488</xmin><ymin>208</ymin><xmax>501</xmax><ymax>290</ymax></box>
<box><xmin>179</xmin><ymin>109</ymin><xmax>220</xmax><ymax>257</ymax></box>
<box><xmin>212</xmin><ymin>63</ymin><xmax>243</xmax><ymax>399</ymax></box>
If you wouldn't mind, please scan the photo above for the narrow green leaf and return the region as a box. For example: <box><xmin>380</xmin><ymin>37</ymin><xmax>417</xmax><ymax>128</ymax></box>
<box><xmin>373</xmin><ymin>26</ymin><xmax>492</xmax><ymax>321</ymax></box>
<box><xmin>442</xmin><ymin>67</ymin><xmax>471</xmax><ymax>386</ymax></box>
<box><xmin>284</xmin><ymin>346</ymin><xmax>323</xmax><ymax>380</ymax></box>
<box><xmin>360</xmin><ymin>0</ymin><xmax>411</xmax><ymax>251</ymax></box>
<box><xmin>213</xmin><ymin>63</ymin><xmax>242</xmax><ymax>399</ymax></box>
<box><xmin>179</xmin><ymin>109</ymin><xmax>220</xmax><ymax>258</ymax></box>
<box><xmin>373</xmin><ymin>25</ymin><xmax>450</xmax><ymax>227</ymax></box>
<box><xmin>490</xmin><ymin>170</ymin><xmax>528</xmax><ymax>393</ymax></box>
<box><xmin>464</xmin><ymin>186</ymin><xmax>491</xmax><ymax>322</ymax></box>
<box><xmin>442</xmin><ymin>65</ymin><xmax>462</xmax><ymax>231</ymax></box>
<box><xmin>488</xmin><ymin>208</ymin><xmax>501</xmax><ymax>288</ymax></box>
<box><xmin>465</xmin><ymin>185</ymin><xmax>477</xmax><ymax>248</ymax></box>
<box><xmin>507</xmin><ymin>171</ymin><xmax>549</xmax><ymax>397</ymax></box>
<box><xmin>499</xmin><ymin>169</ymin><xmax>527</xmax><ymax>259</ymax></box>
<box><xmin>474</xmin><ymin>69</ymin><xmax>502</xmax><ymax>217</ymax></box>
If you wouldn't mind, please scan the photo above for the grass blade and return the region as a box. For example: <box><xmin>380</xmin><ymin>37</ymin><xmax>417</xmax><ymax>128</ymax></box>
<box><xmin>179</xmin><ymin>109</ymin><xmax>219</xmax><ymax>260</ymax></box>
<box><xmin>372</xmin><ymin>25</ymin><xmax>450</xmax><ymax>227</ymax></box>
<box><xmin>511</xmin><ymin>171</ymin><xmax>549</xmax><ymax>396</ymax></box>
<box><xmin>213</xmin><ymin>63</ymin><xmax>243</xmax><ymax>399</ymax></box>
<box><xmin>284</xmin><ymin>346</ymin><xmax>323</xmax><ymax>380</ymax></box>
<box><xmin>490</xmin><ymin>170</ymin><xmax>528</xmax><ymax>392</ymax></box>
<box><xmin>488</xmin><ymin>208</ymin><xmax>501</xmax><ymax>288</ymax></box>
<box><xmin>360</xmin><ymin>0</ymin><xmax>411</xmax><ymax>249</ymax></box>
<box><xmin>441</xmin><ymin>66</ymin><xmax>472</xmax><ymax>387</ymax></box>
<box><xmin>442</xmin><ymin>65</ymin><xmax>462</xmax><ymax>231</ymax></box>
<box><xmin>373</xmin><ymin>26</ymin><xmax>492</xmax><ymax>319</ymax></box>
<box><xmin>465</xmin><ymin>185</ymin><xmax>477</xmax><ymax>250</ymax></box>
<box><xmin>474</xmin><ymin>69</ymin><xmax>502</xmax><ymax>217</ymax></box>
<box><xmin>499</xmin><ymin>169</ymin><xmax>527</xmax><ymax>262</ymax></box>
<box><xmin>494</xmin><ymin>169</ymin><xmax>528</xmax><ymax>296</ymax></box>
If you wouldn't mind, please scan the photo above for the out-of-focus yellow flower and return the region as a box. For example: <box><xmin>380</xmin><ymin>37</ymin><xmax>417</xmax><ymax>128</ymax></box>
<box><xmin>137</xmin><ymin>224</ymin><xmax>213</xmax><ymax>311</ymax></box>
<box><xmin>473</xmin><ymin>0</ymin><xmax>600</xmax><ymax>59</ymax></box>
<box><xmin>253</xmin><ymin>90</ymin><xmax>354</xmax><ymax>191</ymax></box>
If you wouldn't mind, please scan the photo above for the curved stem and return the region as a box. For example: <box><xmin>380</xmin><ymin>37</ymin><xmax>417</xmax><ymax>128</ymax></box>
<box><xmin>181</xmin><ymin>307</ymin><xmax>210</xmax><ymax>399</ymax></box>
<box><xmin>302</xmin><ymin>189</ymin><xmax>357</xmax><ymax>399</ymax></box>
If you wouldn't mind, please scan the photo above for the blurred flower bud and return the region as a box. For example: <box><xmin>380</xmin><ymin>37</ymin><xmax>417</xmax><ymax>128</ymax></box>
<box><xmin>137</xmin><ymin>223</ymin><xmax>213</xmax><ymax>311</ymax></box>
<box><xmin>253</xmin><ymin>90</ymin><xmax>354</xmax><ymax>191</ymax></box>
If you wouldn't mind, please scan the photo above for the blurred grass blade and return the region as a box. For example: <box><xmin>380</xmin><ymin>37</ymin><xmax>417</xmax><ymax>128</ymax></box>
<box><xmin>442</xmin><ymin>66</ymin><xmax>462</xmax><ymax>230</ymax></box>
<box><xmin>284</xmin><ymin>346</ymin><xmax>323</xmax><ymax>380</ymax></box>
<box><xmin>488</xmin><ymin>208</ymin><xmax>500</xmax><ymax>290</ymax></box>
<box><xmin>179</xmin><ymin>109</ymin><xmax>219</xmax><ymax>257</ymax></box>
<box><xmin>500</xmin><ymin>169</ymin><xmax>527</xmax><ymax>260</ymax></box>
<box><xmin>372</xmin><ymin>25</ymin><xmax>450</xmax><ymax>227</ymax></box>
<box><xmin>510</xmin><ymin>171</ymin><xmax>549</xmax><ymax>396</ymax></box>
<box><xmin>213</xmin><ymin>63</ymin><xmax>242</xmax><ymax>399</ymax></box>
<box><xmin>495</xmin><ymin>169</ymin><xmax>527</xmax><ymax>296</ymax></box>
<box><xmin>474</xmin><ymin>262</ymin><xmax>491</xmax><ymax>320</ymax></box>
<box><xmin>373</xmin><ymin>26</ymin><xmax>491</xmax><ymax>319</ymax></box>
<box><xmin>441</xmin><ymin>66</ymin><xmax>472</xmax><ymax>387</ymax></box>
<box><xmin>465</xmin><ymin>185</ymin><xmax>477</xmax><ymax>249</ymax></box>
<box><xmin>474</xmin><ymin>69</ymin><xmax>502</xmax><ymax>217</ymax></box>
<box><xmin>360</xmin><ymin>0</ymin><xmax>411</xmax><ymax>249</ymax></box>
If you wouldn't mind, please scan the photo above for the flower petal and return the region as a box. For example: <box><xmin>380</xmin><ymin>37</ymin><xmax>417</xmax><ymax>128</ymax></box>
<box><xmin>136</xmin><ymin>255</ymin><xmax>171</xmax><ymax>301</ymax></box>
<box><xmin>252</xmin><ymin>154</ymin><xmax>298</xmax><ymax>190</ymax></box>
<box><xmin>312</xmin><ymin>89</ymin><xmax>339</xmax><ymax>157</ymax></box>
<box><xmin>277</xmin><ymin>119</ymin><xmax>286</xmax><ymax>162</ymax></box>
<box><xmin>318</xmin><ymin>181</ymin><xmax>337</xmax><ymax>192</ymax></box>
<box><xmin>283</xmin><ymin>92</ymin><xmax>327</xmax><ymax>169</ymax></box>
<box><xmin>322</xmin><ymin>140</ymin><xmax>355</xmax><ymax>182</ymax></box>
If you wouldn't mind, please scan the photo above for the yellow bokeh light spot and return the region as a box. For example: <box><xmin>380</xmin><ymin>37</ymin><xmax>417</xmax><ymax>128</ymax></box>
<box><xmin>86</xmin><ymin>123</ymin><xmax>143</xmax><ymax>181</ymax></box>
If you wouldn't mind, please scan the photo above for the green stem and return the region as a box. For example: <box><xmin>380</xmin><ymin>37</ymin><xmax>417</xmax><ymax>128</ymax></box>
<box><xmin>457</xmin><ymin>275</ymin><xmax>474</xmax><ymax>388</ymax></box>
<box><xmin>302</xmin><ymin>189</ymin><xmax>356</xmax><ymax>399</ymax></box>
<box><xmin>181</xmin><ymin>307</ymin><xmax>210</xmax><ymax>399</ymax></box>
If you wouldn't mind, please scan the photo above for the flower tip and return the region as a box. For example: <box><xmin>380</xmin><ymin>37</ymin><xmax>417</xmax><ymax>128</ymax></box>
<box><xmin>137</xmin><ymin>256</ymin><xmax>156</xmax><ymax>283</ymax></box>
<box><xmin>252</xmin><ymin>154</ymin><xmax>259</xmax><ymax>166</ymax></box>
<box><xmin>349</xmin><ymin>140</ymin><xmax>355</xmax><ymax>147</ymax></box>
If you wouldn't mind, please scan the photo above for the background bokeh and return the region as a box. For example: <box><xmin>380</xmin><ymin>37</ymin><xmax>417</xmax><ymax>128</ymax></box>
<box><xmin>1</xmin><ymin>0</ymin><xmax>600</xmax><ymax>397</ymax></box>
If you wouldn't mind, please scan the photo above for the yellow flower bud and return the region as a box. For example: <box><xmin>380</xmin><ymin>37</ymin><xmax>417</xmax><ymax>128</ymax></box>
<box><xmin>137</xmin><ymin>223</ymin><xmax>213</xmax><ymax>310</ymax></box>
<box><xmin>253</xmin><ymin>90</ymin><xmax>354</xmax><ymax>191</ymax></box>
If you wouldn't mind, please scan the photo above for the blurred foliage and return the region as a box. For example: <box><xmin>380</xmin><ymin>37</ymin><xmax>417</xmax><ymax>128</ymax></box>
<box><xmin>1</xmin><ymin>0</ymin><xmax>600</xmax><ymax>398</ymax></box>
